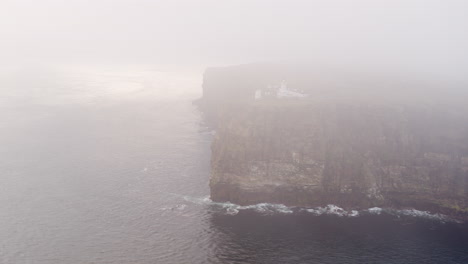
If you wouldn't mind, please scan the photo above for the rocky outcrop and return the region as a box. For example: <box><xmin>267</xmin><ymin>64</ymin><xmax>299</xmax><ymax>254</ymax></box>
<box><xmin>201</xmin><ymin>63</ymin><xmax>468</xmax><ymax>220</ymax></box>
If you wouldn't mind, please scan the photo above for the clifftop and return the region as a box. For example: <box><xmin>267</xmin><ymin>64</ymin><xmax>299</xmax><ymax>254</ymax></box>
<box><xmin>197</xmin><ymin>62</ymin><xmax>467</xmax><ymax>125</ymax></box>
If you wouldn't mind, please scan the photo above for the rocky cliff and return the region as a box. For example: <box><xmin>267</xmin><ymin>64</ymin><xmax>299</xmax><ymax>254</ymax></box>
<box><xmin>201</xmin><ymin>63</ymin><xmax>468</xmax><ymax>219</ymax></box>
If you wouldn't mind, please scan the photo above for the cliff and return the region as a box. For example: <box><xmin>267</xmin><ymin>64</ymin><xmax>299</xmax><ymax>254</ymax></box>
<box><xmin>201</xmin><ymin>63</ymin><xmax>468</xmax><ymax>219</ymax></box>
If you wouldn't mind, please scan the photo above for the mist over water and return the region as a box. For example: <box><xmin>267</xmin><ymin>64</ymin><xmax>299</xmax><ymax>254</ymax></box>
<box><xmin>0</xmin><ymin>65</ymin><xmax>212</xmax><ymax>263</ymax></box>
<box><xmin>0</xmin><ymin>65</ymin><xmax>466</xmax><ymax>264</ymax></box>
<box><xmin>1</xmin><ymin>0</ymin><xmax>468</xmax><ymax>263</ymax></box>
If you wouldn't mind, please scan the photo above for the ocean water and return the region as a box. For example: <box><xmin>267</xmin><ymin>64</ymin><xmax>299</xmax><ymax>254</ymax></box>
<box><xmin>0</xmin><ymin>65</ymin><xmax>467</xmax><ymax>264</ymax></box>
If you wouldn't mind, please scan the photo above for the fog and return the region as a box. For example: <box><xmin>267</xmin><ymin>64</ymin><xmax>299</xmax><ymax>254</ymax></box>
<box><xmin>2</xmin><ymin>1</ymin><xmax>468</xmax><ymax>263</ymax></box>
<box><xmin>1</xmin><ymin>0</ymin><xmax>467</xmax><ymax>81</ymax></box>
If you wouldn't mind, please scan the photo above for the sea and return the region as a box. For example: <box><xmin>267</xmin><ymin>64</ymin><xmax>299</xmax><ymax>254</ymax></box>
<box><xmin>0</xmin><ymin>64</ymin><xmax>467</xmax><ymax>264</ymax></box>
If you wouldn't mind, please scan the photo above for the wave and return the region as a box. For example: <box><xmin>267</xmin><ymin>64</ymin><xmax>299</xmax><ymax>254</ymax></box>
<box><xmin>182</xmin><ymin>195</ymin><xmax>293</xmax><ymax>215</ymax></box>
<box><xmin>366</xmin><ymin>207</ymin><xmax>453</xmax><ymax>222</ymax></box>
<box><xmin>181</xmin><ymin>195</ymin><xmax>456</xmax><ymax>222</ymax></box>
<box><xmin>304</xmin><ymin>204</ymin><xmax>360</xmax><ymax>217</ymax></box>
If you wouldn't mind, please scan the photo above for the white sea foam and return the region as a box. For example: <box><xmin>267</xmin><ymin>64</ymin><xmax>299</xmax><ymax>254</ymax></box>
<box><xmin>182</xmin><ymin>197</ymin><xmax>295</xmax><ymax>215</ymax></box>
<box><xmin>389</xmin><ymin>208</ymin><xmax>452</xmax><ymax>222</ymax></box>
<box><xmin>349</xmin><ymin>210</ymin><xmax>360</xmax><ymax>217</ymax></box>
<box><xmin>305</xmin><ymin>204</ymin><xmax>359</xmax><ymax>217</ymax></box>
<box><xmin>365</xmin><ymin>207</ymin><xmax>455</xmax><ymax>222</ymax></box>
<box><xmin>241</xmin><ymin>203</ymin><xmax>294</xmax><ymax>214</ymax></box>
<box><xmin>210</xmin><ymin>202</ymin><xmax>294</xmax><ymax>215</ymax></box>
<box><xmin>181</xmin><ymin>195</ymin><xmax>455</xmax><ymax>222</ymax></box>
<box><xmin>367</xmin><ymin>207</ymin><xmax>383</xmax><ymax>215</ymax></box>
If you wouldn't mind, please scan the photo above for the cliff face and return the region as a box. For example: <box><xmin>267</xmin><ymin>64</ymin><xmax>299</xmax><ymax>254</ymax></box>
<box><xmin>202</xmin><ymin>63</ymin><xmax>468</xmax><ymax>219</ymax></box>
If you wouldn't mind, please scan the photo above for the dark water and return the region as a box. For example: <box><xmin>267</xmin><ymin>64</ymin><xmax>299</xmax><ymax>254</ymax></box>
<box><xmin>0</xmin><ymin>65</ymin><xmax>467</xmax><ymax>264</ymax></box>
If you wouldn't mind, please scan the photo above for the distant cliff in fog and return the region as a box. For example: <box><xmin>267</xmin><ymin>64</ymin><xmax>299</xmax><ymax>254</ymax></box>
<box><xmin>197</xmin><ymin>63</ymin><xmax>468</xmax><ymax>220</ymax></box>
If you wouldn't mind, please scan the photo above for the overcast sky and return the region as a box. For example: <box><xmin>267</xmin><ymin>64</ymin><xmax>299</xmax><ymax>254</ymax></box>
<box><xmin>1</xmin><ymin>0</ymin><xmax>467</xmax><ymax>79</ymax></box>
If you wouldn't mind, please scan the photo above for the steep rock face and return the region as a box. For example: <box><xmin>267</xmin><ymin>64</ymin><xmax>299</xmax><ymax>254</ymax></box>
<box><xmin>200</xmin><ymin>63</ymin><xmax>468</xmax><ymax>219</ymax></box>
<box><xmin>210</xmin><ymin>100</ymin><xmax>468</xmax><ymax>218</ymax></box>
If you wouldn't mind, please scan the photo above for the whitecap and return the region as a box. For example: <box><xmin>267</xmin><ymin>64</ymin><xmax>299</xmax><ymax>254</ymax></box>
<box><xmin>391</xmin><ymin>209</ymin><xmax>451</xmax><ymax>222</ymax></box>
<box><xmin>367</xmin><ymin>207</ymin><xmax>383</xmax><ymax>215</ymax></box>
<box><xmin>349</xmin><ymin>210</ymin><xmax>360</xmax><ymax>217</ymax></box>
<box><xmin>305</xmin><ymin>204</ymin><xmax>352</xmax><ymax>217</ymax></box>
<box><xmin>181</xmin><ymin>195</ymin><xmax>457</xmax><ymax>222</ymax></box>
<box><xmin>226</xmin><ymin>207</ymin><xmax>240</xmax><ymax>215</ymax></box>
<box><xmin>239</xmin><ymin>203</ymin><xmax>294</xmax><ymax>214</ymax></box>
<box><xmin>202</xmin><ymin>201</ymin><xmax>295</xmax><ymax>215</ymax></box>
